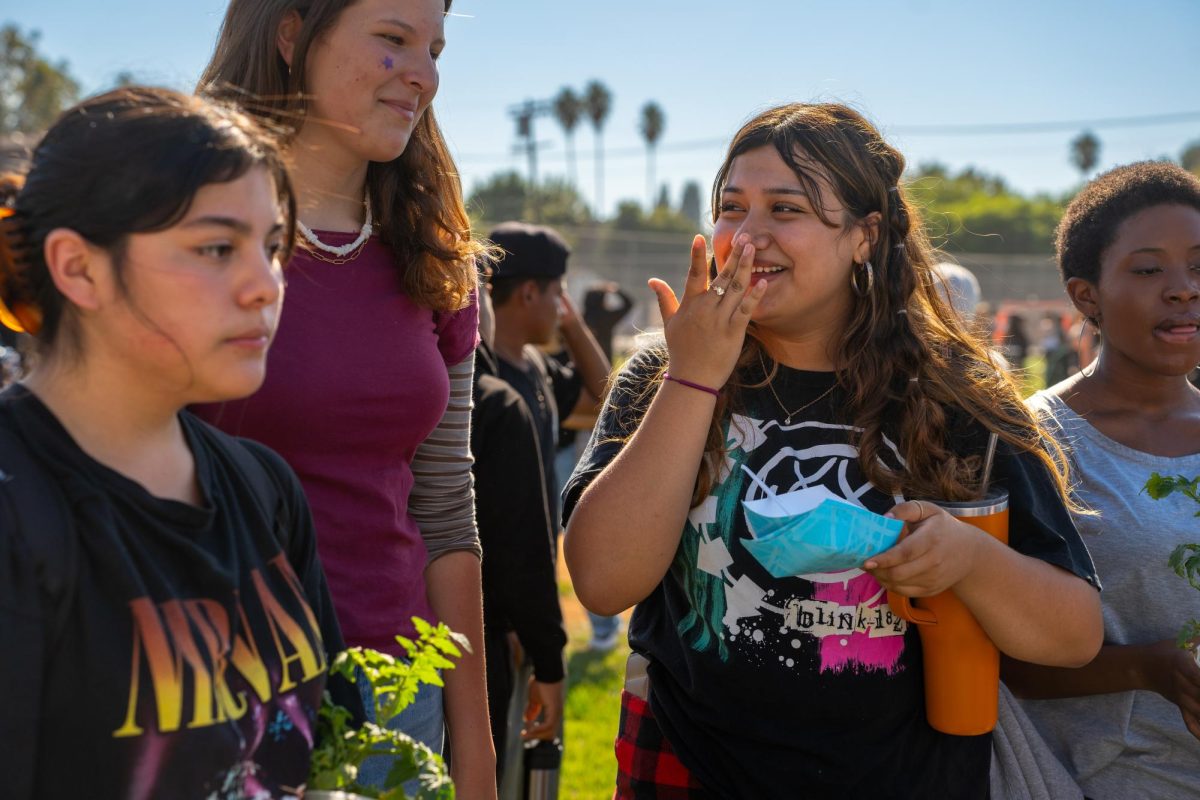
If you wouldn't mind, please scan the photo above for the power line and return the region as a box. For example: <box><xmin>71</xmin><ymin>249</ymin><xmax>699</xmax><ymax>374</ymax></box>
<box><xmin>454</xmin><ymin>110</ymin><xmax>1200</xmax><ymax>166</ymax></box>
<box><xmin>887</xmin><ymin>110</ymin><xmax>1200</xmax><ymax>136</ymax></box>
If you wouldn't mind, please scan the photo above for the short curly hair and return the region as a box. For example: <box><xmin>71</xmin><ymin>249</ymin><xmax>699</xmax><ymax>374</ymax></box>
<box><xmin>1056</xmin><ymin>161</ymin><xmax>1200</xmax><ymax>285</ymax></box>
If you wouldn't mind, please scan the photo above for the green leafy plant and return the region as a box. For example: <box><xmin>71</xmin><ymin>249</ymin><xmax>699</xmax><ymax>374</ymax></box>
<box><xmin>307</xmin><ymin>618</ymin><xmax>470</xmax><ymax>799</ymax></box>
<box><xmin>1144</xmin><ymin>473</ymin><xmax>1200</xmax><ymax>648</ymax></box>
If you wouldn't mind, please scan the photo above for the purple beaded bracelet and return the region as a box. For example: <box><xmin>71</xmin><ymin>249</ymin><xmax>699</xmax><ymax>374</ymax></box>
<box><xmin>663</xmin><ymin>372</ymin><xmax>720</xmax><ymax>397</ymax></box>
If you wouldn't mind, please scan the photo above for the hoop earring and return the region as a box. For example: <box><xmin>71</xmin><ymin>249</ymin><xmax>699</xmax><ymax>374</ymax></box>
<box><xmin>1078</xmin><ymin>315</ymin><xmax>1101</xmax><ymax>378</ymax></box>
<box><xmin>851</xmin><ymin>260</ymin><xmax>874</xmax><ymax>297</ymax></box>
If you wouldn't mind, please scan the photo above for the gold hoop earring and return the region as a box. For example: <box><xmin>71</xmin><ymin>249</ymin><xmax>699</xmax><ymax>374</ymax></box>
<box><xmin>851</xmin><ymin>260</ymin><xmax>874</xmax><ymax>297</ymax></box>
<box><xmin>1078</xmin><ymin>314</ymin><xmax>1102</xmax><ymax>378</ymax></box>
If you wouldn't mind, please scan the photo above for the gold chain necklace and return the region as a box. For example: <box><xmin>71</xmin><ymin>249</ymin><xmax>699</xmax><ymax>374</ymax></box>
<box><xmin>759</xmin><ymin>352</ymin><xmax>837</xmax><ymax>424</ymax></box>
<box><xmin>300</xmin><ymin>240</ymin><xmax>370</xmax><ymax>265</ymax></box>
<box><xmin>297</xmin><ymin>197</ymin><xmax>373</xmax><ymax>264</ymax></box>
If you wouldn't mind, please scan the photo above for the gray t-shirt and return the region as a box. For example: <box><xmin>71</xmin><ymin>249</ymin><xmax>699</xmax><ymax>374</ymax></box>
<box><xmin>1017</xmin><ymin>391</ymin><xmax>1200</xmax><ymax>799</ymax></box>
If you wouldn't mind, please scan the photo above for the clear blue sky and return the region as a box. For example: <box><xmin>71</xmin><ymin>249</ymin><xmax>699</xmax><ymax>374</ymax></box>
<box><xmin>8</xmin><ymin>0</ymin><xmax>1200</xmax><ymax>217</ymax></box>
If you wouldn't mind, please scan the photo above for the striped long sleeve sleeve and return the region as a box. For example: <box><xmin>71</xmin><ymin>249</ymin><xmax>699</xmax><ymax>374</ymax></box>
<box><xmin>408</xmin><ymin>354</ymin><xmax>482</xmax><ymax>562</ymax></box>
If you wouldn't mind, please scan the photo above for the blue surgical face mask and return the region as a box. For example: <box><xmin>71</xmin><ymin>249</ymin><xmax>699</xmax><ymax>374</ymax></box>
<box><xmin>739</xmin><ymin>472</ymin><xmax>903</xmax><ymax>578</ymax></box>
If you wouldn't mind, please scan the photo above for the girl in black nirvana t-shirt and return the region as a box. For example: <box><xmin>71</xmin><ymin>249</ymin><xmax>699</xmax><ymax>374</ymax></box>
<box><xmin>563</xmin><ymin>103</ymin><xmax>1102</xmax><ymax>800</ymax></box>
<box><xmin>0</xmin><ymin>88</ymin><xmax>352</xmax><ymax>799</ymax></box>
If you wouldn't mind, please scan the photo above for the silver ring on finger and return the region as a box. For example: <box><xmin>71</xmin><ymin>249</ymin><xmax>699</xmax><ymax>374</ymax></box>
<box><xmin>712</xmin><ymin>285</ymin><xmax>726</xmax><ymax>297</ymax></box>
<box><xmin>914</xmin><ymin>500</ymin><xmax>926</xmax><ymax>518</ymax></box>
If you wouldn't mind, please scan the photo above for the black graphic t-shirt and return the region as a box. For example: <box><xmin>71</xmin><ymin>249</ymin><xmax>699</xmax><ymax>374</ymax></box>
<box><xmin>563</xmin><ymin>348</ymin><xmax>1098</xmax><ymax>800</ymax></box>
<box><xmin>0</xmin><ymin>386</ymin><xmax>349</xmax><ymax>800</ymax></box>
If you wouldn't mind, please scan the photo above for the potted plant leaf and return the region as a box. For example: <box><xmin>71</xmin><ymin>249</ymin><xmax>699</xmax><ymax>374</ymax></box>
<box><xmin>1144</xmin><ymin>473</ymin><xmax>1200</xmax><ymax>664</ymax></box>
<box><xmin>305</xmin><ymin>617</ymin><xmax>468</xmax><ymax>800</ymax></box>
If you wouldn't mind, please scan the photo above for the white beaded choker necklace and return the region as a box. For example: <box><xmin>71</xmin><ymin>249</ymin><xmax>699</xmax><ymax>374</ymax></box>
<box><xmin>297</xmin><ymin>199</ymin><xmax>373</xmax><ymax>261</ymax></box>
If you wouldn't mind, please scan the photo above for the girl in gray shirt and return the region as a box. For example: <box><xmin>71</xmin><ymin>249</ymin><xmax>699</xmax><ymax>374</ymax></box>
<box><xmin>1000</xmin><ymin>161</ymin><xmax>1200</xmax><ymax>800</ymax></box>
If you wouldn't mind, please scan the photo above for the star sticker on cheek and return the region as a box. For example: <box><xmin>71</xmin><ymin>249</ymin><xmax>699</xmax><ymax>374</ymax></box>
<box><xmin>381</xmin><ymin>56</ymin><xmax>394</xmax><ymax>70</ymax></box>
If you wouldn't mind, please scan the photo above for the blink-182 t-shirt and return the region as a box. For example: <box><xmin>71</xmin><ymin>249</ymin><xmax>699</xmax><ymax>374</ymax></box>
<box><xmin>563</xmin><ymin>348</ymin><xmax>1099</xmax><ymax>800</ymax></box>
<box><xmin>0</xmin><ymin>386</ymin><xmax>348</xmax><ymax>799</ymax></box>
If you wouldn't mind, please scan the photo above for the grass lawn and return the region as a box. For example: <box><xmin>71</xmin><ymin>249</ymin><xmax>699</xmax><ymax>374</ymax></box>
<box><xmin>561</xmin><ymin>637</ymin><xmax>628</xmax><ymax>798</ymax></box>
<box><xmin>1019</xmin><ymin>355</ymin><xmax>1047</xmax><ymax>397</ymax></box>
<box><xmin>557</xmin><ymin>563</ymin><xmax>628</xmax><ymax>799</ymax></box>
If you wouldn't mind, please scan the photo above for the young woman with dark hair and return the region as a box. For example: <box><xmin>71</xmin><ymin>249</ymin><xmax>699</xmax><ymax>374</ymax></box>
<box><xmin>1001</xmin><ymin>161</ymin><xmax>1200</xmax><ymax>799</ymax></box>
<box><xmin>563</xmin><ymin>102</ymin><xmax>1103</xmax><ymax>799</ymax></box>
<box><xmin>0</xmin><ymin>86</ymin><xmax>353</xmax><ymax>799</ymax></box>
<box><xmin>194</xmin><ymin>1</ymin><xmax>496</xmax><ymax>792</ymax></box>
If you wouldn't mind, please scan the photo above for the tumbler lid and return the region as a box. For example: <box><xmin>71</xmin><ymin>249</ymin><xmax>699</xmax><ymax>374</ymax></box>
<box><xmin>933</xmin><ymin>488</ymin><xmax>1009</xmax><ymax>518</ymax></box>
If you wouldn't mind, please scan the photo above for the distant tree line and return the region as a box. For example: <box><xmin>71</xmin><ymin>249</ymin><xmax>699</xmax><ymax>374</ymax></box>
<box><xmin>5</xmin><ymin>24</ymin><xmax>1200</xmax><ymax>255</ymax></box>
<box><xmin>0</xmin><ymin>25</ymin><xmax>80</xmax><ymax>137</ymax></box>
<box><xmin>467</xmin><ymin>170</ymin><xmax>704</xmax><ymax>234</ymax></box>
<box><xmin>909</xmin><ymin>163</ymin><xmax>1068</xmax><ymax>255</ymax></box>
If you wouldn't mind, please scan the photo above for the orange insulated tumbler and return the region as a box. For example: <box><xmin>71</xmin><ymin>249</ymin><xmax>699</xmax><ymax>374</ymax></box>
<box><xmin>886</xmin><ymin>489</ymin><xmax>1010</xmax><ymax>736</ymax></box>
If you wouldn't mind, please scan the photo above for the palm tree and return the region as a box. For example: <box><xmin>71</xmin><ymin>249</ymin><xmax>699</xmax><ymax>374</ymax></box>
<box><xmin>552</xmin><ymin>87</ymin><xmax>583</xmax><ymax>189</ymax></box>
<box><xmin>680</xmin><ymin>180</ymin><xmax>703</xmax><ymax>227</ymax></box>
<box><xmin>584</xmin><ymin>80</ymin><xmax>612</xmax><ymax>218</ymax></box>
<box><xmin>1070</xmin><ymin>131</ymin><xmax>1101</xmax><ymax>180</ymax></box>
<box><xmin>639</xmin><ymin>101</ymin><xmax>666</xmax><ymax>209</ymax></box>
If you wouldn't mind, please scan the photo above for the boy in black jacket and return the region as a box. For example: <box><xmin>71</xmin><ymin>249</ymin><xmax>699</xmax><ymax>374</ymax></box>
<box><xmin>472</xmin><ymin>289</ymin><xmax>567</xmax><ymax>784</ymax></box>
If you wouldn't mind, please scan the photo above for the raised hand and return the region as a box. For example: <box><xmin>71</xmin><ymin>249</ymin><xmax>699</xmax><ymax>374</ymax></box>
<box><xmin>648</xmin><ymin>233</ymin><xmax>767</xmax><ymax>390</ymax></box>
<box><xmin>559</xmin><ymin>285</ymin><xmax>581</xmax><ymax>328</ymax></box>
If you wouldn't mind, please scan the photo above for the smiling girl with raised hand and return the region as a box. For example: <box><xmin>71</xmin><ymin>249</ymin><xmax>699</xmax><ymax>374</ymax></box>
<box><xmin>998</xmin><ymin>162</ymin><xmax>1200</xmax><ymax>799</ymax></box>
<box><xmin>562</xmin><ymin>103</ymin><xmax>1103</xmax><ymax>799</ymax></box>
<box><xmin>195</xmin><ymin>0</ymin><xmax>496</xmax><ymax>793</ymax></box>
<box><xmin>0</xmin><ymin>86</ymin><xmax>355</xmax><ymax>800</ymax></box>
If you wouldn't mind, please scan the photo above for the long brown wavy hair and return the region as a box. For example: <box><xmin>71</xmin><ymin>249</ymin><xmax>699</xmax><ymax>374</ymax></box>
<box><xmin>199</xmin><ymin>0</ymin><xmax>479</xmax><ymax>312</ymax></box>
<box><xmin>664</xmin><ymin>103</ymin><xmax>1074</xmax><ymax>507</ymax></box>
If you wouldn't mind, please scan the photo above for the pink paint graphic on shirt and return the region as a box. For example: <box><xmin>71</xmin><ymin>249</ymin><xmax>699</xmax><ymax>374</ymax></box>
<box><xmin>811</xmin><ymin>572</ymin><xmax>905</xmax><ymax>674</ymax></box>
